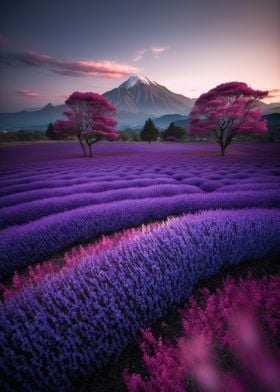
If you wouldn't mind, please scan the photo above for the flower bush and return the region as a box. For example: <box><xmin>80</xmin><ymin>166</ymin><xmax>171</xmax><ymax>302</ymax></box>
<box><xmin>0</xmin><ymin>209</ymin><xmax>279</xmax><ymax>390</ymax></box>
<box><xmin>124</xmin><ymin>274</ymin><xmax>280</xmax><ymax>392</ymax></box>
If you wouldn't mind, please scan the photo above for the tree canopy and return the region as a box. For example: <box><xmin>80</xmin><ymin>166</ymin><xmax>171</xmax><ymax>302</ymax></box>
<box><xmin>163</xmin><ymin>122</ymin><xmax>185</xmax><ymax>141</ymax></box>
<box><xmin>189</xmin><ymin>82</ymin><xmax>268</xmax><ymax>155</ymax></box>
<box><xmin>54</xmin><ymin>92</ymin><xmax>119</xmax><ymax>157</ymax></box>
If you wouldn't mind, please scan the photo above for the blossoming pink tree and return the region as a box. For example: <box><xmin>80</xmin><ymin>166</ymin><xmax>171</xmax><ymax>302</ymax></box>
<box><xmin>189</xmin><ymin>82</ymin><xmax>268</xmax><ymax>155</ymax></box>
<box><xmin>54</xmin><ymin>92</ymin><xmax>119</xmax><ymax>157</ymax></box>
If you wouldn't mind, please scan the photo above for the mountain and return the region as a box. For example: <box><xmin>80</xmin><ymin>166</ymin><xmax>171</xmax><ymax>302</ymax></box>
<box><xmin>257</xmin><ymin>101</ymin><xmax>280</xmax><ymax>114</ymax></box>
<box><xmin>103</xmin><ymin>76</ymin><xmax>194</xmax><ymax>128</ymax></box>
<box><xmin>153</xmin><ymin>114</ymin><xmax>188</xmax><ymax>129</ymax></box>
<box><xmin>262</xmin><ymin>104</ymin><xmax>280</xmax><ymax>115</ymax></box>
<box><xmin>0</xmin><ymin>103</ymin><xmax>66</xmax><ymax>130</ymax></box>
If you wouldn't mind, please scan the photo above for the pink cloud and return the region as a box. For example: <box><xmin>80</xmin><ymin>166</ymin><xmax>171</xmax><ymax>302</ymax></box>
<box><xmin>16</xmin><ymin>90</ymin><xmax>41</xmax><ymax>97</ymax></box>
<box><xmin>150</xmin><ymin>47</ymin><xmax>168</xmax><ymax>58</ymax></box>
<box><xmin>2</xmin><ymin>51</ymin><xmax>140</xmax><ymax>78</ymax></box>
<box><xmin>265</xmin><ymin>88</ymin><xmax>280</xmax><ymax>99</ymax></box>
<box><xmin>132</xmin><ymin>46</ymin><xmax>169</xmax><ymax>61</ymax></box>
<box><xmin>266</xmin><ymin>94</ymin><xmax>280</xmax><ymax>99</ymax></box>
<box><xmin>133</xmin><ymin>49</ymin><xmax>147</xmax><ymax>62</ymax></box>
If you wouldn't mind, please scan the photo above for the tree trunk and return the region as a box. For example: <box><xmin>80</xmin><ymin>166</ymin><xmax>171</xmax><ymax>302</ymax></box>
<box><xmin>88</xmin><ymin>143</ymin><xmax>93</xmax><ymax>158</ymax></box>
<box><xmin>78</xmin><ymin>136</ymin><xmax>87</xmax><ymax>157</ymax></box>
<box><xmin>221</xmin><ymin>144</ymin><xmax>225</xmax><ymax>156</ymax></box>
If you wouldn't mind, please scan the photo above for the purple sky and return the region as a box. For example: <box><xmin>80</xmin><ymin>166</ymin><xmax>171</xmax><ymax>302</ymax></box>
<box><xmin>0</xmin><ymin>0</ymin><xmax>279</xmax><ymax>112</ymax></box>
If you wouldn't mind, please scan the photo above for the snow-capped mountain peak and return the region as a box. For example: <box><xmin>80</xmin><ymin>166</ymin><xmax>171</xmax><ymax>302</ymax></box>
<box><xmin>119</xmin><ymin>75</ymin><xmax>153</xmax><ymax>89</ymax></box>
<box><xmin>104</xmin><ymin>75</ymin><xmax>194</xmax><ymax>117</ymax></box>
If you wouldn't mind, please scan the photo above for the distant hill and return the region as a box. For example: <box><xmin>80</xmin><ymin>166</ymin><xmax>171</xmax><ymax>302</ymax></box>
<box><xmin>174</xmin><ymin>118</ymin><xmax>190</xmax><ymax>129</ymax></box>
<box><xmin>263</xmin><ymin>105</ymin><xmax>280</xmax><ymax>115</ymax></box>
<box><xmin>0</xmin><ymin>103</ymin><xmax>66</xmax><ymax>130</ymax></box>
<box><xmin>258</xmin><ymin>101</ymin><xmax>280</xmax><ymax>115</ymax></box>
<box><xmin>153</xmin><ymin>114</ymin><xmax>188</xmax><ymax>129</ymax></box>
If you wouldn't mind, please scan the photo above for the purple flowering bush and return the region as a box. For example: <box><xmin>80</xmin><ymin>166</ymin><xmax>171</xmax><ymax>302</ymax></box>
<box><xmin>0</xmin><ymin>208</ymin><xmax>280</xmax><ymax>390</ymax></box>
<box><xmin>0</xmin><ymin>223</ymin><xmax>160</xmax><ymax>300</ymax></box>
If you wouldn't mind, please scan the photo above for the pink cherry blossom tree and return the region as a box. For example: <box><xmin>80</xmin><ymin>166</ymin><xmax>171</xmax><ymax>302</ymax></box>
<box><xmin>54</xmin><ymin>92</ymin><xmax>119</xmax><ymax>157</ymax></box>
<box><xmin>189</xmin><ymin>82</ymin><xmax>268</xmax><ymax>155</ymax></box>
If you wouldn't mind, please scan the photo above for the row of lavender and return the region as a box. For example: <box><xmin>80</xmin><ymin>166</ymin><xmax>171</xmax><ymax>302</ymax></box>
<box><xmin>125</xmin><ymin>273</ymin><xmax>280</xmax><ymax>392</ymax></box>
<box><xmin>1</xmin><ymin>164</ymin><xmax>279</xmax><ymax>202</ymax></box>
<box><xmin>1</xmin><ymin>190</ymin><xmax>280</xmax><ymax>278</ymax></box>
<box><xmin>0</xmin><ymin>223</ymin><xmax>161</xmax><ymax>300</ymax></box>
<box><xmin>1</xmin><ymin>182</ymin><xmax>280</xmax><ymax>230</ymax></box>
<box><xmin>1</xmin><ymin>209</ymin><xmax>280</xmax><ymax>390</ymax></box>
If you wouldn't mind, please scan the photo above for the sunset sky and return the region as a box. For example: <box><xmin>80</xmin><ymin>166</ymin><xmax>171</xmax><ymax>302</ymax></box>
<box><xmin>0</xmin><ymin>0</ymin><xmax>279</xmax><ymax>112</ymax></box>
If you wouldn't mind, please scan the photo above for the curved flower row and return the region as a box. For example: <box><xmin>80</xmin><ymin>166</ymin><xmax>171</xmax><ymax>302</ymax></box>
<box><xmin>1</xmin><ymin>183</ymin><xmax>279</xmax><ymax>231</ymax></box>
<box><xmin>0</xmin><ymin>184</ymin><xmax>201</xmax><ymax>230</ymax></box>
<box><xmin>1</xmin><ymin>209</ymin><xmax>280</xmax><ymax>390</ymax></box>
<box><xmin>0</xmin><ymin>177</ymin><xmax>177</xmax><ymax>207</ymax></box>
<box><xmin>0</xmin><ymin>223</ymin><xmax>158</xmax><ymax>301</ymax></box>
<box><xmin>1</xmin><ymin>190</ymin><xmax>280</xmax><ymax>278</ymax></box>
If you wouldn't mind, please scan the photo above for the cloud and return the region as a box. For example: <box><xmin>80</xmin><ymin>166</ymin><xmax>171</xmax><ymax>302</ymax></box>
<box><xmin>133</xmin><ymin>49</ymin><xmax>147</xmax><ymax>62</ymax></box>
<box><xmin>150</xmin><ymin>47</ymin><xmax>168</xmax><ymax>58</ymax></box>
<box><xmin>267</xmin><ymin>94</ymin><xmax>280</xmax><ymax>99</ymax></box>
<box><xmin>266</xmin><ymin>88</ymin><xmax>280</xmax><ymax>99</ymax></box>
<box><xmin>1</xmin><ymin>51</ymin><xmax>140</xmax><ymax>78</ymax></box>
<box><xmin>132</xmin><ymin>46</ymin><xmax>169</xmax><ymax>61</ymax></box>
<box><xmin>16</xmin><ymin>90</ymin><xmax>41</xmax><ymax>97</ymax></box>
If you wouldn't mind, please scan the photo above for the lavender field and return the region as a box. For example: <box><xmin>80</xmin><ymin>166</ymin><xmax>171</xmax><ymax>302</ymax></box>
<box><xmin>0</xmin><ymin>142</ymin><xmax>280</xmax><ymax>391</ymax></box>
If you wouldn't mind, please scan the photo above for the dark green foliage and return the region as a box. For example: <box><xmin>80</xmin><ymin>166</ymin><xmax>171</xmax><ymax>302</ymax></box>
<box><xmin>140</xmin><ymin>118</ymin><xmax>159</xmax><ymax>142</ymax></box>
<box><xmin>0</xmin><ymin>130</ymin><xmax>47</xmax><ymax>143</ymax></box>
<box><xmin>46</xmin><ymin>122</ymin><xmax>66</xmax><ymax>140</ymax></box>
<box><xmin>163</xmin><ymin>122</ymin><xmax>186</xmax><ymax>141</ymax></box>
<box><xmin>119</xmin><ymin>129</ymin><xmax>141</xmax><ymax>142</ymax></box>
<box><xmin>120</xmin><ymin>131</ymin><xmax>131</xmax><ymax>142</ymax></box>
<box><xmin>263</xmin><ymin>113</ymin><xmax>280</xmax><ymax>142</ymax></box>
<box><xmin>46</xmin><ymin>123</ymin><xmax>56</xmax><ymax>140</ymax></box>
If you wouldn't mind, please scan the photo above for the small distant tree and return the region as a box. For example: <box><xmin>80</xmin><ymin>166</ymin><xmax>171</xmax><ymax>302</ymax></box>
<box><xmin>140</xmin><ymin>118</ymin><xmax>159</xmax><ymax>143</ymax></box>
<box><xmin>120</xmin><ymin>131</ymin><xmax>130</xmax><ymax>142</ymax></box>
<box><xmin>189</xmin><ymin>82</ymin><xmax>268</xmax><ymax>155</ymax></box>
<box><xmin>54</xmin><ymin>92</ymin><xmax>119</xmax><ymax>157</ymax></box>
<box><xmin>163</xmin><ymin>122</ymin><xmax>185</xmax><ymax>141</ymax></box>
<box><xmin>46</xmin><ymin>123</ymin><xmax>56</xmax><ymax>140</ymax></box>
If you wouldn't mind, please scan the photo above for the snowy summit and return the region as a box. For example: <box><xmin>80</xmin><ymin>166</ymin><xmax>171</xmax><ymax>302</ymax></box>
<box><xmin>119</xmin><ymin>75</ymin><xmax>153</xmax><ymax>89</ymax></box>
